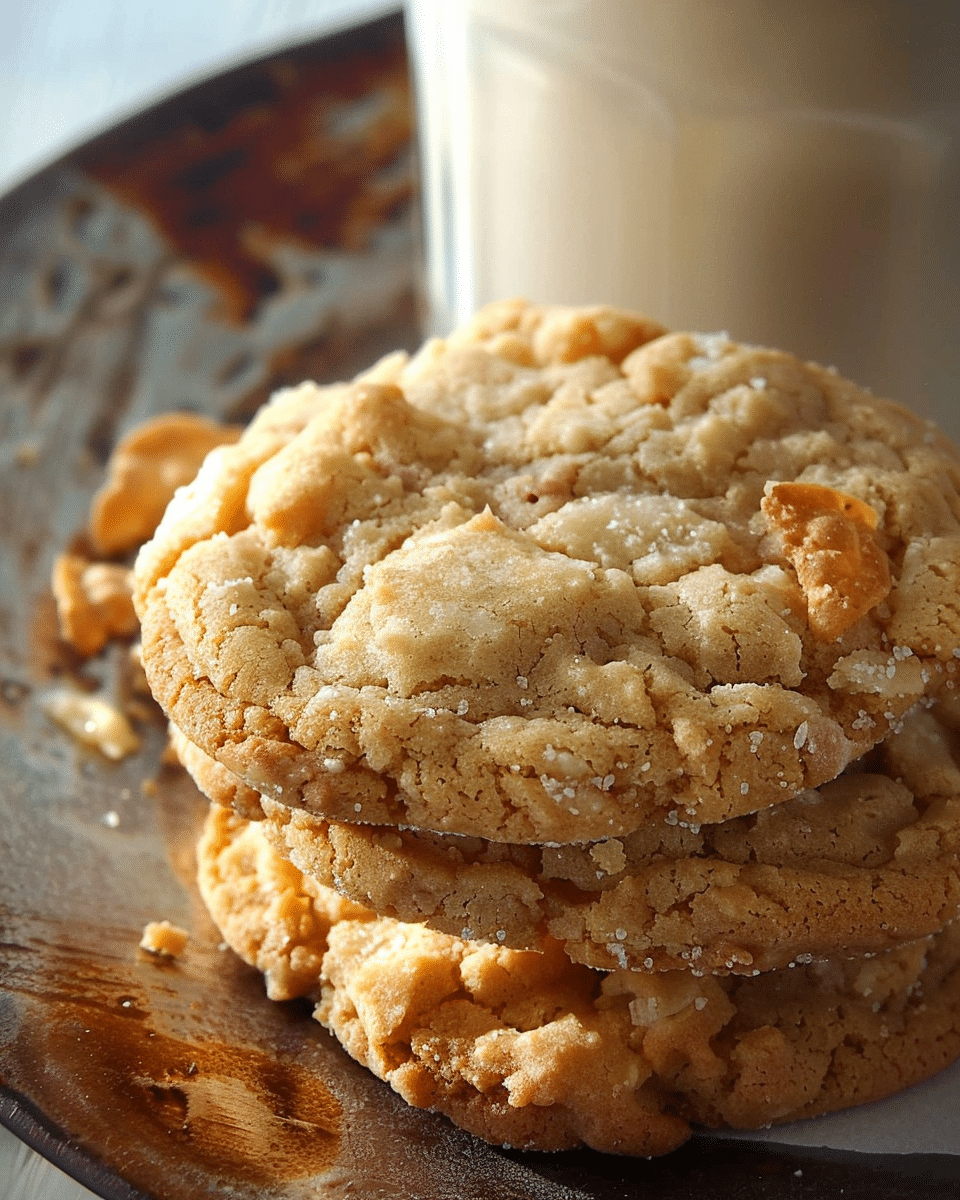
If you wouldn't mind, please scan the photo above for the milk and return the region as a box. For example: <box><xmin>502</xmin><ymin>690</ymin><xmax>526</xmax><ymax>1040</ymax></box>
<box><xmin>406</xmin><ymin>1</ymin><xmax>960</xmax><ymax>437</ymax></box>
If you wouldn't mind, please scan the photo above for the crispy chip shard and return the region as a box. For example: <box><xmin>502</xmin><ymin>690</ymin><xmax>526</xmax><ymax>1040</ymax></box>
<box><xmin>51</xmin><ymin>554</ymin><xmax>138</xmax><ymax>657</ymax></box>
<box><xmin>89</xmin><ymin>412</ymin><xmax>242</xmax><ymax>557</ymax></box>
<box><xmin>761</xmin><ymin>482</ymin><xmax>891</xmax><ymax>641</ymax></box>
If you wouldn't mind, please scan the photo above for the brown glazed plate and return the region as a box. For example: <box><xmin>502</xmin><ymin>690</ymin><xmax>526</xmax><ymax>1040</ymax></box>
<box><xmin>0</xmin><ymin>10</ymin><xmax>958</xmax><ymax>1198</ymax></box>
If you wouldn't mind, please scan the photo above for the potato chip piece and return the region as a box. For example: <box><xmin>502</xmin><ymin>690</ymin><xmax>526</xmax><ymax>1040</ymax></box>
<box><xmin>51</xmin><ymin>553</ymin><xmax>138</xmax><ymax>656</ymax></box>
<box><xmin>761</xmin><ymin>481</ymin><xmax>891</xmax><ymax>641</ymax></box>
<box><xmin>89</xmin><ymin>412</ymin><xmax>242</xmax><ymax>557</ymax></box>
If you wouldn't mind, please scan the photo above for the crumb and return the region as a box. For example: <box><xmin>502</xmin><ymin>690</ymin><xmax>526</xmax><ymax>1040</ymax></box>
<box><xmin>88</xmin><ymin>411</ymin><xmax>242</xmax><ymax>557</ymax></box>
<box><xmin>139</xmin><ymin>920</ymin><xmax>189</xmax><ymax>958</ymax></box>
<box><xmin>40</xmin><ymin>689</ymin><xmax>141</xmax><ymax>761</ymax></box>
<box><xmin>51</xmin><ymin>555</ymin><xmax>138</xmax><ymax>657</ymax></box>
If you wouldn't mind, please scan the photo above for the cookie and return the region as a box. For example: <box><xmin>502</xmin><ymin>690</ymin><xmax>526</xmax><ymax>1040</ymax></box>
<box><xmin>197</xmin><ymin>803</ymin><xmax>960</xmax><ymax>1157</ymax></box>
<box><xmin>137</xmin><ymin>300</ymin><xmax>960</xmax><ymax>843</ymax></box>
<box><xmin>178</xmin><ymin>706</ymin><xmax>960</xmax><ymax>975</ymax></box>
<box><xmin>196</xmin><ymin>800</ymin><xmax>372</xmax><ymax>1002</ymax></box>
<box><xmin>170</xmin><ymin>721</ymin><xmax>266</xmax><ymax>822</ymax></box>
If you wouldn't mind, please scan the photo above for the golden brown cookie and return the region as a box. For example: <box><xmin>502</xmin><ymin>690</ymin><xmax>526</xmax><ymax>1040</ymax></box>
<box><xmin>196</xmin><ymin>802</ymin><xmax>372</xmax><ymax>1001</ymax></box>
<box><xmin>179</xmin><ymin>706</ymin><xmax>960</xmax><ymax>975</ymax></box>
<box><xmin>171</xmin><ymin>722</ymin><xmax>266</xmax><ymax>821</ymax></box>
<box><xmin>137</xmin><ymin>301</ymin><xmax>960</xmax><ymax>843</ymax></box>
<box><xmin>197</xmin><ymin>804</ymin><xmax>960</xmax><ymax>1157</ymax></box>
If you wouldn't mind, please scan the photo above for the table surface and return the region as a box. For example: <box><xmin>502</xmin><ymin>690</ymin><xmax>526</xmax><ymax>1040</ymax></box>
<box><xmin>1</xmin><ymin>4</ymin><xmax>392</xmax><ymax>1196</ymax></box>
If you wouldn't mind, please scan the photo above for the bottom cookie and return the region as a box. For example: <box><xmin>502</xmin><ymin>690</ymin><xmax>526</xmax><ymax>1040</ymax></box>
<box><xmin>197</xmin><ymin>803</ymin><xmax>960</xmax><ymax>1158</ymax></box>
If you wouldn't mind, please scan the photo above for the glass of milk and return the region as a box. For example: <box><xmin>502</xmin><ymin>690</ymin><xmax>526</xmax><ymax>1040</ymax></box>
<box><xmin>405</xmin><ymin>0</ymin><xmax>960</xmax><ymax>438</ymax></box>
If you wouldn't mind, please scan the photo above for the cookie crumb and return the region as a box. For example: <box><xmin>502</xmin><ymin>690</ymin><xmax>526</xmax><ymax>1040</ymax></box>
<box><xmin>51</xmin><ymin>555</ymin><xmax>138</xmax><ymax>658</ymax></box>
<box><xmin>139</xmin><ymin>920</ymin><xmax>189</xmax><ymax>958</ymax></box>
<box><xmin>89</xmin><ymin>411</ymin><xmax>242</xmax><ymax>556</ymax></box>
<box><xmin>40</xmin><ymin>689</ymin><xmax>141</xmax><ymax>761</ymax></box>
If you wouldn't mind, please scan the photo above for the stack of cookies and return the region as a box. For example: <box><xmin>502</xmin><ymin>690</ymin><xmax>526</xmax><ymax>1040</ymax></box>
<box><xmin>133</xmin><ymin>300</ymin><xmax>960</xmax><ymax>1156</ymax></box>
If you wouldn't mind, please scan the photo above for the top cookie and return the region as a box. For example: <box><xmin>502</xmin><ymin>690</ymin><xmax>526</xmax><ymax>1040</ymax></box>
<box><xmin>134</xmin><ymin>300</ymin><xmax>960</xmax><ymax>843</ymax></box>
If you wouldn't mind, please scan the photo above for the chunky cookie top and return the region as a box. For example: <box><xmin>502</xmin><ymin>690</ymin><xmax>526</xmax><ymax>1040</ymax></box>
<box><xmin>136</xmin><ymin>300</ymin><xmax>960</xmax><ymax>842</ymax></box>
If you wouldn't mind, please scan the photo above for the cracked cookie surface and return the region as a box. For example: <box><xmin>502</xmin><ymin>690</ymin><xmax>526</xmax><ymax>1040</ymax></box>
<box><xmin>197</xmin><ymin>803</ymin><xmax>960</xmax><ymax>1156</ymax></box>
<box><xmin>137</xmin><ymin>300</ymin><xmax>960</xmax><ymax>843</ymax></box>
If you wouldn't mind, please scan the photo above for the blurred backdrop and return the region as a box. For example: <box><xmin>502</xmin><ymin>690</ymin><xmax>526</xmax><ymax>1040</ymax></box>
<box><xmin>0</xmin><ymin>0</ymin><xmax>391</xmax><ymax>192</ymax></box>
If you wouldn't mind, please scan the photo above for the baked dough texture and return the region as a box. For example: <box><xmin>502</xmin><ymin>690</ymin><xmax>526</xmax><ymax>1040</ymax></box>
<box><xmin>197</xmin><ymin>803</ymin><xmax>960</xmax><ymax>1157</ymax></box>
<box><xmin>135</xmin><ymin>300</ymin><xmax>960</xmax><ymax>843</ymax></box>
<box><xmin>174</xmin><ymin>705</ymin><xmax>960</xmax><ymax>975</ymax></box>
<box><xmin>52</xmin><ymin>309</ymin><xmax>960</xmax><ymax>1163</ymax></box>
